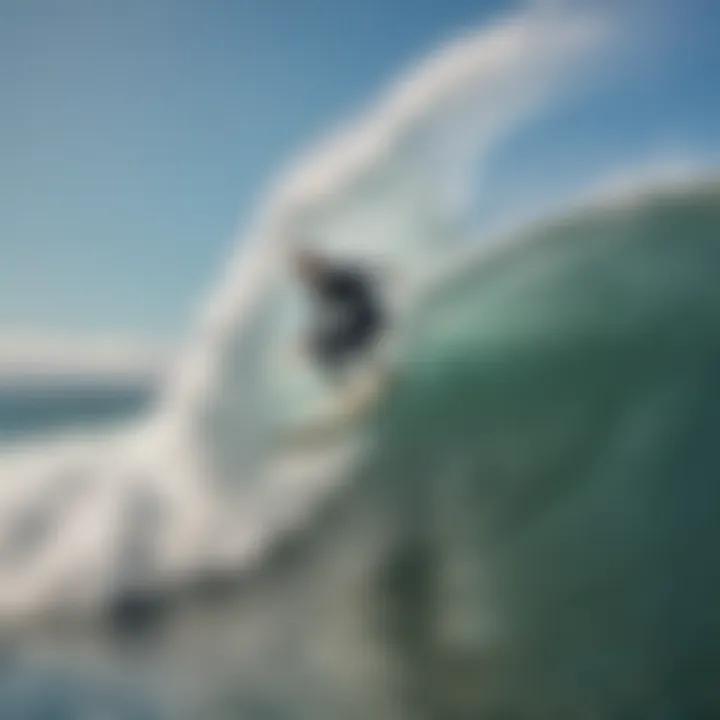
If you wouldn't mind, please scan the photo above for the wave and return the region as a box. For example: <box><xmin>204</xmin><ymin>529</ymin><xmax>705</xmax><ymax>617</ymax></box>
<box><xmin>73</xmin><ymin>181</ymin><xmax>720</xmax><ymax>719</ymax></box>
<box><xmin>2</xmin><ymin>180</ymin><xmax>720</xmax><ymax>716</ymax></box>
<box><xmin>0</xmin><ymin>2</ymin><xmax>615</xmax><ymax>624</ymax></box>
<box><xmin>182</xmin><ymin>180</ymin><xmax>720</xmax><ymax>719</ymax></box>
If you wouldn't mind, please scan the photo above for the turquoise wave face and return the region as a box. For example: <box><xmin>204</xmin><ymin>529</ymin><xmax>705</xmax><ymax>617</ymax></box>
<box><xmin>363</xmin><ymin>182</ymin><xmax>720</xmax><ymax>716</ymax></box>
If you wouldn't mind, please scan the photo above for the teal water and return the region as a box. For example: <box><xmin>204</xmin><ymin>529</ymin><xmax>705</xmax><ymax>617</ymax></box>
<box><xmin>364</xmin><ymin>181</ymin><xmax>720</xmax><ymax>717</ymax></box>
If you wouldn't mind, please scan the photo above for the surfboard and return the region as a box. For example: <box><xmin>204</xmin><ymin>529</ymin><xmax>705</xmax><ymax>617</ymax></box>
<box><xmin>275</xmin><ymin>360</ymin><xmax>392</xmax><ymax>450</ymax></box>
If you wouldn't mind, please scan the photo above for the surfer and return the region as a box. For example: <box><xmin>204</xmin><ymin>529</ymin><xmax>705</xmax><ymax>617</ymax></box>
<box><xmin>293</xmin><ymin>248</ymin><xmax>385</xmax><ymax>380</ymax></box>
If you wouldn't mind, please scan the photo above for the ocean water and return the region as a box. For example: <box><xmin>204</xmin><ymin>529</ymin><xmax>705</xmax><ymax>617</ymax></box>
<box><xmin>2</xmin><ymin>4</ymin><xmax>720</xmax><ymax>718</ymax></box>
<box><xmin>0</xmin><ymin>381</ymin><xmax>154</xmax><ymax>447</ymax></box>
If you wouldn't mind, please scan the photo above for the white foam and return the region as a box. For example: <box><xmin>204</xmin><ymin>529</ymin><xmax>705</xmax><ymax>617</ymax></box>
<box><xmin>0</xmin><ymin>2</ymin><xmax>612</xmax><ymax>622</ymax></box>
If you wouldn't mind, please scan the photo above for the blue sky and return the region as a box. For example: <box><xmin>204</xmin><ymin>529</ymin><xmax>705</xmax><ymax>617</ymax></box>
<box><xmin>1</xmin><ymin>0</ymin><xmax>719</xmax><ymax>355</ymax></box>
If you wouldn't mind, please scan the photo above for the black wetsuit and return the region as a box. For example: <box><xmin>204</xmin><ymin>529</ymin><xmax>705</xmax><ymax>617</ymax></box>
<box><xmin>307</xmin><ymin>266</ymin><xmax>383</xmax><ymax>373</ymax></box>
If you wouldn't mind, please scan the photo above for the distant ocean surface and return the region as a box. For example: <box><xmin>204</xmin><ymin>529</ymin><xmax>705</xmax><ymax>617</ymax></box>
<box><xmin>0</xmin><ymin>380</ymin><xmax>156</xmax><ymax>446</ymax></box>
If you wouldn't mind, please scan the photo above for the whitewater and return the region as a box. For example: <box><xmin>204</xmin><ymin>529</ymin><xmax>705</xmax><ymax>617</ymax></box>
<box><xmin>2</xmin><ymin>3</ymin><xmax>720</xmax><ymax>718</ymax></box>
